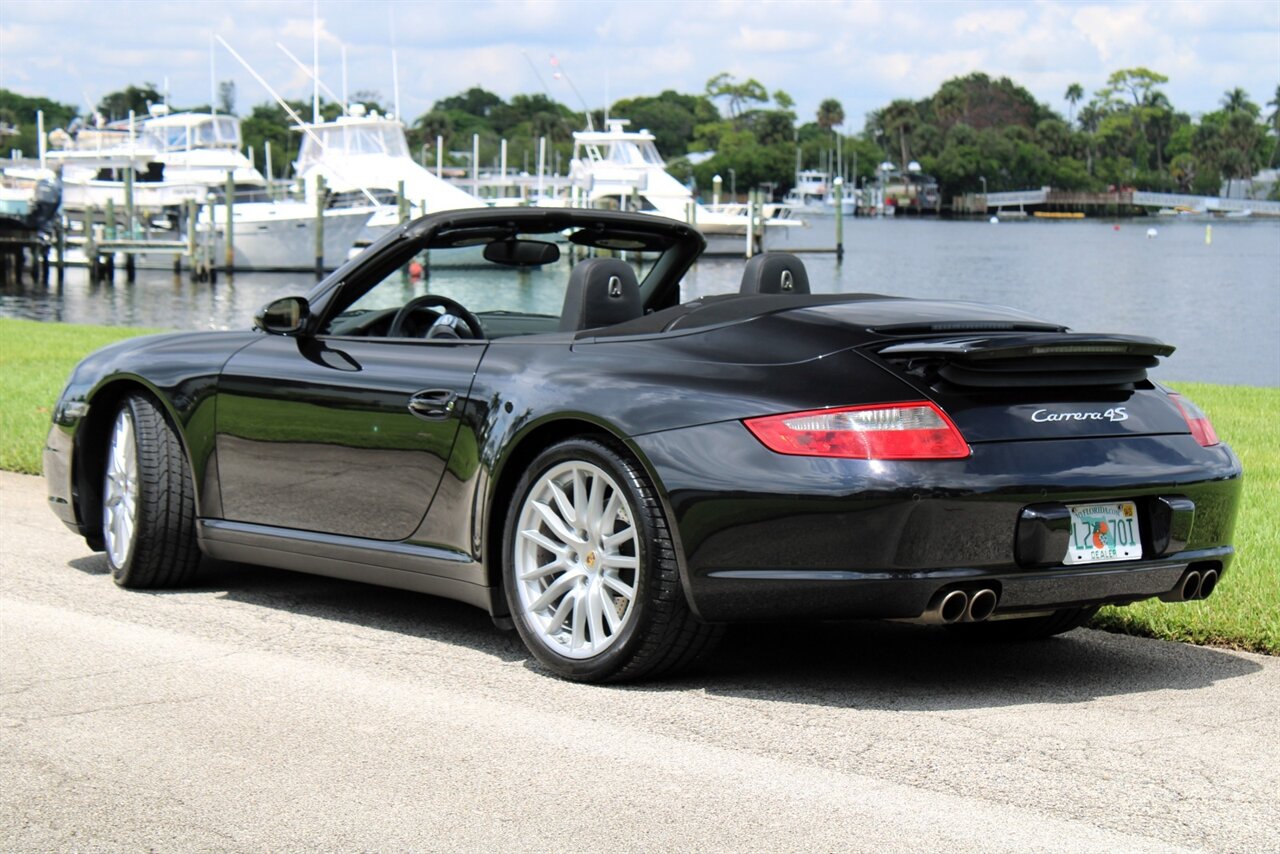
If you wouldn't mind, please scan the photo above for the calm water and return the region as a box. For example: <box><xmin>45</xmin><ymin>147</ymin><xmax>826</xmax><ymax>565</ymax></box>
<box><xmin>3</xmin><ymin>218</ymin><xmax>1277</xmax><ymax>386</ymax></box>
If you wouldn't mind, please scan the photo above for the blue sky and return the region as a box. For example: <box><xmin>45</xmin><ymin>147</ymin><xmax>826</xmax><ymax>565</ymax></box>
<box><xmin>2</xmin><ymin>0</ymin><xmax>1278</xmax><ymax>129</ymax></box>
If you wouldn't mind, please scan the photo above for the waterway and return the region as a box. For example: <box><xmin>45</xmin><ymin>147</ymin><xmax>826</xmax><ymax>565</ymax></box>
<box><xmin>3</xmin><ymin>217</ymin><xmax>1277</xmax><ymax>387</ymax></box>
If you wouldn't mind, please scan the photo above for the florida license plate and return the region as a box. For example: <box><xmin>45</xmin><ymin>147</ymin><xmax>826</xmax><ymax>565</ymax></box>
<box><xmin>1065</xmin><ymin>501</ymin><xmax>1141</xmax><ymax>564</ymax></box>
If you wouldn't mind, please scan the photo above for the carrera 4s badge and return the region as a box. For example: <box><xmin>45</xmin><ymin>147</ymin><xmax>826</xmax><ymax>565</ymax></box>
<box><xmin>1031</xmin><ymin>407</ymin><xmax>1129</xmax><ymax>423</ymax></box>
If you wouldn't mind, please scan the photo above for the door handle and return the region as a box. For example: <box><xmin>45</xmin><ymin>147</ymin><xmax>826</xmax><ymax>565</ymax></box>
<box><xmin>408</xmin><ymin>389</ymin><xmax>457</xmax><ymax>420</ymax></box>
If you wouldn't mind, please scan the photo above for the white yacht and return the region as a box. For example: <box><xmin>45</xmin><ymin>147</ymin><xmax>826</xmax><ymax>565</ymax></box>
<box><xmin>46</xmin><ymin>122</ymin><xmax>208</xmax><ymax>210</ymax></box>
<box><xmin>566</xmin><ymin>120</ymin><xmax>798</xmax><ymax>255</ymax></box>
<box><xmin>140</xmin><ymin>108</ymin><xmax>264</xmax><ymax>192</ymax></box>
<box><xmin>293</xmin><ymin>104</ymin><xmax>483</xmax><ymax>244</ymax></box>
<box><xmin>782</xmin><ymin>169</ymin><xmax>855</xmax><ymax>215</ymax></box>
<box><xmin>49</xmin><ymin>108</ymin><xmax>372</xmax><ymax>271</ymax></box>
<box><xmin>197</xmin><ymin>201</ymin><xmax>373</xmax><ymax>271</ymax></box>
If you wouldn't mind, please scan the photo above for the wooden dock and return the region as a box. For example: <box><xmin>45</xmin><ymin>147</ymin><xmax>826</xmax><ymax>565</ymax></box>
<box><xmin>955</xmin><ymin>188</ymin><xmax>1280</xmax><ymax>217</ymax></box>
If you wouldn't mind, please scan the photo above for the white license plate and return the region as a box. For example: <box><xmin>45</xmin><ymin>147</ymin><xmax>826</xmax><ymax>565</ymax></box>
<box><xmin>1065</xmin><ymin>501</ymin><xmax>1142</xmax><ymax>565</ymax></box>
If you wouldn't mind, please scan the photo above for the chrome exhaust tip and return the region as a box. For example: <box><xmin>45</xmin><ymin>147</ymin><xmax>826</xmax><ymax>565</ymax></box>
<box><xmin>965</xmin><ymin>588</ymin><xmax>998</xmax><ymax>622</ymax></box>
<box><xmin>1197</xmin><ymin>569</ymin><xmax>1219</xmax><ymax>599</ymax></box>
<box><xmin>914</xmin><ymin>589</ymin><xmax>969</xmax><ymax>625</ymax></box>
<box><xmin>938</xmin><ymin>590</ymin><xmax>969</xmax><ymax>624</ymax></box>
<box><xmin>1181</xmin><ymin>570</ymin><xmax>1203</xmax><ymax>601</ymax></box>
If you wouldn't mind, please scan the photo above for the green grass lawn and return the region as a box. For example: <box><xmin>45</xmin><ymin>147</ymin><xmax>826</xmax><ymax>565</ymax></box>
<box><xmin>1</xmin><ymin>317</ymin><xmax>1276</xmax><ymax>653</ymax></box>
<box><xmin>1091</xmin><ymin>381</ymin><xmax>1279</xmax><ymax>654</ymax></box>
<box><xmin>0</xmin><ymin>319</ymin><xmax>160</xmax><ymax>473</ymax></box>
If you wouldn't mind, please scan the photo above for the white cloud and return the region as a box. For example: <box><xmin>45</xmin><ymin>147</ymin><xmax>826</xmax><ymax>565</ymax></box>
<box><xmin>953</xmin><ymin>8</ymin><xmax>1028</xmax><ymax>36</ymax></box>
<box><xmin>0</xmin><ymin>0</ymin><xmax>1276</xmax><ymax>133</ymax></box>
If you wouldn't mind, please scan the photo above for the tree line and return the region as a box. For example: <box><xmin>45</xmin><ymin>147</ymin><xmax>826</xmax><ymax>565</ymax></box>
<box><xmin>2</xmin><ymin>67</ymin><xmax>1277</xmax><ymax>201</ymax></box>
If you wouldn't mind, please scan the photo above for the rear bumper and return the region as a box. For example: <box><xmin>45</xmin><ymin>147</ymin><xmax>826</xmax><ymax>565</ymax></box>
<box><xmin>685</xmin><ymin>549</ymin><xmax>1230</xmax><ymax>622</ymax></box>
<box><xmin>633</xmin><ymin>423</ymin><xmax>1242</xmax><ymax>623</ymax></box>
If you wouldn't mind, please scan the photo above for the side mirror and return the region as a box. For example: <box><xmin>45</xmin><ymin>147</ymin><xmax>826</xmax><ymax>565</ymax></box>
<box><xmin>255</xmin><ymin>296</ymin><xmax>310</xmax><ymax>335</ymax></box>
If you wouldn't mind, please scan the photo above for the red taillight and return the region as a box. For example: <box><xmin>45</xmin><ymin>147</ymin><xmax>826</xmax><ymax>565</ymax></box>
<box><xmin>1169</xmin><ymin>393</ymin><xmax>1220</xmax><ymax>447</ymax></box>
<box><xmin>743</xmin><ymin>402</ymin><xmax>970</xmax><ymax>460</ymax></box>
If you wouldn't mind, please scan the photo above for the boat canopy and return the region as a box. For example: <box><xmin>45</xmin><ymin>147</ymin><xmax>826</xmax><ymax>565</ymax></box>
<box><xmin>142</xmin><ymin>115</ymin><xmax>243</xmax><ymax>152</ymax></box>
<box><xmin>574</xmin><ymin>121</ymin><xmax>666</xmax><ymax>168</ymax></box>
<box><xmin>295</xmin><ymin>117</ymin><xmax>411</xmax><ymax>174</ymax></box>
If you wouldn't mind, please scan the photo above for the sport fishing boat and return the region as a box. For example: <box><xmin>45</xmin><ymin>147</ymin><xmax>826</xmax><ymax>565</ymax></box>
<box><xmin>49</xmin><ymin>107</ymin><xmax>372</xmax><ymax>271</ymax></box>
<box><xmin>293</xmin><ymin>104</ymin><xmax>483</xmax><ymax>245</ymax></box>
<box><xmin>566</xmin><ymin>120</ymin><xmax>799</xmax><ymax>255</ymax></box>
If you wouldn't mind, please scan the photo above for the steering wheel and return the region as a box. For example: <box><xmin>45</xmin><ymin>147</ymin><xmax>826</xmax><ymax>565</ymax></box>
<box><xmin>388</xmin><ymin>294</ymin><xmax>485</xmax><ymax>340</ymax></box>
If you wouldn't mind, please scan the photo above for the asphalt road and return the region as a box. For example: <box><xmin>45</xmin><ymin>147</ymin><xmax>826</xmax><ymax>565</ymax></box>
<box><xmin>2</xmin><ymin>470</ymin><xmax>1277</xmax><ymax>852</ymax></box>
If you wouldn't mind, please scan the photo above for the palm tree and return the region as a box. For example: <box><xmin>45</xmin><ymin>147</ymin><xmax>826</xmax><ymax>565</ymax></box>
<box><xmin>1266</xmin><ymin>85</ymin><xmax>1280</xmax><ymax>167</ymax></box>
<box><xmin>1221</xmin><ymin>87</ymin><xmax>1251</xmax><ymax>113</ymax></box>
<box><xmin>1064</xmin><ymin>83</ymin><xmax>1084</xmax><ymax>126</ymax></box>
<box><xmin>881</xmin><ymin>99</ymin><xmax>917</xmax><ymax>172</ymax></box>
<box><xmin>816</xmin><ymin>98</ymin><xmax>845</xmax><ymax>132</ymax></box>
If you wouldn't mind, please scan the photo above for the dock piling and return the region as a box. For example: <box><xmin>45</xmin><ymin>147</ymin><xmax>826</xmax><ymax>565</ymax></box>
<box><xmin>224</xmin><ymin>170</ymin><xmax>235</xmax><ymax>272</ymax></box>
<box><xmin>314</xmin><ymin>176</ymin><xmax>326</xmax><ymax>279</ymax></box>
<box><xmin>834</xmin><ymin>177</ymin><xmax>845</xmax><ymax>263</ymax></box>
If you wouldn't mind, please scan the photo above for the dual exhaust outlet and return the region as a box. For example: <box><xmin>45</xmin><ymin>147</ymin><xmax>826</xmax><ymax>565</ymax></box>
<box><xmin>1161</xmin><ymin>568</ymin><xmax>1220</xmax><ymax>602</ymax></box>
<box><xmin>918</xmin><ymin>587</ymin><xmax>999</xmax><ymax>625</ymax></box>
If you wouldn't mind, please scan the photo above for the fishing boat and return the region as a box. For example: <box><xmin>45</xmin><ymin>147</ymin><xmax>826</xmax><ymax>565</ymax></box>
<box><xmin>781</xmin><ymin>169</ymin><xmax>855</xmax><ymax>215</ymax></box>
<box><xmin>48</xmin><ymin>108</ymin><xmax>373</xmax><ymax>271</ymax></box>
<box><xmin>197</xmin><ymin>201</ymin><xmax>372</xmax><ymax>271</ymax></box>
<box><xmin>293</xmin><ymin>104</ymin><xmax>483</xmax><ymax>244</ymax></box>
<box><xmin>566</xmin><ymin>120</ymin><xmax>799</xmax><ymax>255</ymax></box>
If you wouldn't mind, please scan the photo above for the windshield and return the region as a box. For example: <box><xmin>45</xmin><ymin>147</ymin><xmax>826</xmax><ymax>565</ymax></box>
<box><xmin>152</xmin><ymin>116</ymin><xmax>242</xmax><ymax>151</ymax></box>
<box><xmin>321</xmin><ymin>230</ymin><xmax>667</xmax><ymax>340</ymax></box>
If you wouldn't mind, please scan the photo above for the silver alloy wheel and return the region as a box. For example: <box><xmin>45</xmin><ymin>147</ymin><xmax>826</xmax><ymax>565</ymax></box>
<box><xmin>513</xmin><ymin>460</ymin><xmax>640</xmax><ymax>659</ymax></box>
<box><xmin>103</xmin><ymin>407</ymin><xmax>139</xmax><ymax>569</ymax></box>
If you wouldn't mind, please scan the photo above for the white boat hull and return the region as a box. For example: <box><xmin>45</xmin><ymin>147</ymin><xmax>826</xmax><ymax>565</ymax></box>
<box><xmin>204</xmin><ymin>204</ymin><xmax>374</xmax><ymax>271</ymax></box>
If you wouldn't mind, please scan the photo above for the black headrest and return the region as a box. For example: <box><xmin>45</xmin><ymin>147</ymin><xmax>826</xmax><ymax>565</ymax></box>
<box><xmin>559</xmin><ymin>258</ymin><xmax>643</xmax><ymax>331</ymax></box>
<box><xmin>739</xmin><ymin>252</ymin><xmax>811</xmax><ymax>295</ymax></box>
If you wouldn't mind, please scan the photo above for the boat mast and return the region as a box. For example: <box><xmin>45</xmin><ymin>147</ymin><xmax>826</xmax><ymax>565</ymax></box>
<box><xmin>312</xmin><ymin>0</ymin><xmax>320</xmax><ymax>124</ymax></box>
<box><xmin>210</xmin><ymin>35</ymin><xmax>217</xmax><ymax>116</ymax></box>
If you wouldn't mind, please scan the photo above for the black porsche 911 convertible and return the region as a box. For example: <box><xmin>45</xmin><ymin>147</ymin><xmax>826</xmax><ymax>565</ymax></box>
<box><xmin>44</xmin><ymin>208</ymin><xmax>1242</xmax><ymax>682</ymax></box>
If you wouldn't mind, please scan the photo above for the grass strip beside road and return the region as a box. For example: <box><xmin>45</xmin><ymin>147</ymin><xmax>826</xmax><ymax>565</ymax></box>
<box><xmin>1091</xmin><ymin>381</ymin><xmax>1279</xmax><ymax>655</ymax></box>
<box><xmin>0</xmin><ymin>319</ymin><xmax>160</xmax><ymax>472</ymax></box>
<box><xmin>1</xmin><ymin>318</ymin><xmax>1276</xmax><ymax>654</ymax></box>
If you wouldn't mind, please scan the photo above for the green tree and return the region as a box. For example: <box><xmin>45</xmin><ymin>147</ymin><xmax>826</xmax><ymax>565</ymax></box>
<box><xmin>881</xmin><ymin>98</ymin><xmax>918</xmax><ymax>170</ymax></box>
<box><xmin>1064</xmin><ymin>82</ymin><xmax>1084</xmax><ymax>126</ymax></box>
<box><xmin>816</xmin><ymin>98</ymin><xmax>844</xmax><ymax>132</ymax></box>
<box><xmin>434</xmin><ymin>87</ymin><xmax>503</xmax><ymax>118</ymax></box>
<box><xmin>217</xmin><ymin>80</ymin><xmax>236</xmax><ymax>115</ymax></box>
<box><xmin>705</xmin><ymin>72</ymin><xmax>768</xmax><ymax>123</ymax></box>
<box><xmin>0</xmin><ymin>89</ymin><xmax>78</xmax><ymax>156</ymax></box>
<box><xmin>97</xmin><ymin>83</ymin><xmax>164</xmax><ymax>121</ymax></box>
<box><xmin>1266</xmin><ymin>85</ymin><xmax>1280</xmax><ymax>166</ymax></box>
<box><xmin>610</xmin><ymin>90</ymin><xmax>718</xmax><ymax>157</ymax></box>
<box><xmin>1220</xmin><ymin>87</ymin><xmax>1257</xmax><ymax>116</ymax></box>
<box><xmin>1101</xmin><ymin>68</ymin><xmax>1169</xmax><ymax>108</ymax></box>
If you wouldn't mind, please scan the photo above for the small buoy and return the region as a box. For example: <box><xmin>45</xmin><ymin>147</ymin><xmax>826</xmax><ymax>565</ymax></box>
<box><xmin>1146</xmin><ymin>227</ymin><xmax>1158</xmax><ymax>239</ymax></box>
<box><xmin>1113</xmin><ymin>224</ymin><xmax>1121</xmax><ymax>231</ymax></box>
<box><xmin>1205</xmin><ymin>225</ymin><xmax>1213</xmax><ymax>246</ymax></box>
<box><xmin>989</xmin><ymin>216</ymin><xmax>999</xmax><ymax>224</ymax></box>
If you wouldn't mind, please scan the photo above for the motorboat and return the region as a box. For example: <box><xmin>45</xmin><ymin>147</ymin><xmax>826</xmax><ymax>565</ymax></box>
<box><xmin>48</xmin><ymin>107</ymin><xmax>372</xmax><ymax>271</ymax></box>
<box><xmin>566</xmin><ymin>120</ymin><xmax>799</xmax><ymax>255</ymax></box>
<box><xmin>197</xmin><ymin>201</ymin><xmax>372</xmax><ymax>271</ymax></box>
<box><xmin>293</xmin><ymin>104</ymin><xmax>483</xmax><ymax>244</ymax></box>
<box><xmin>781</xmin><ymin>169</ymin><xmax>855</xmax><ymax>215</ymax></box>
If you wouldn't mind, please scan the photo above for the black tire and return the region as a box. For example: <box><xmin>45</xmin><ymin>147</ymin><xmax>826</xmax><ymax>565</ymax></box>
<box><xmin>503</xmin><ymin>437</ymin><xmax>721</xmax><ymax>683</ymax></box>
<box><xmin>945</xmin><ymin>606</ymin><xmax>1100</xmax><ymax>641</ymax></box>
<box><xmin>101</xmin><ymin>393</ymin><xmax>201</xmax><ymax>589</ymax></box>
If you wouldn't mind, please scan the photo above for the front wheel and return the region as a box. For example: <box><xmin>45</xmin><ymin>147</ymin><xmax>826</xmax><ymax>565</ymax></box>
<box><xmin>102</xmin><ymin>393</ymin><xmax>201</xmax><ymax>588</ymax></box>
<box><xmin>503</xmin><ymin>438</ymin><xmax>720</xmax><ymax>682</ymax></box>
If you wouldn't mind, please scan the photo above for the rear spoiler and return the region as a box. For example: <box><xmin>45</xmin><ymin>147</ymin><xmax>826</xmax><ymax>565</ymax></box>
<box><xmin>876</xmin><ymin>332</ymin><xmax>1175</xmax><ymax>388</ymax></box>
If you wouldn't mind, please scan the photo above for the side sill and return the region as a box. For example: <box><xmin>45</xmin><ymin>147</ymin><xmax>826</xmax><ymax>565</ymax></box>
<box><xmin>197</xmin><ymin>519</ymin><xmax>492</xmax><ymax>613</ymax></box>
